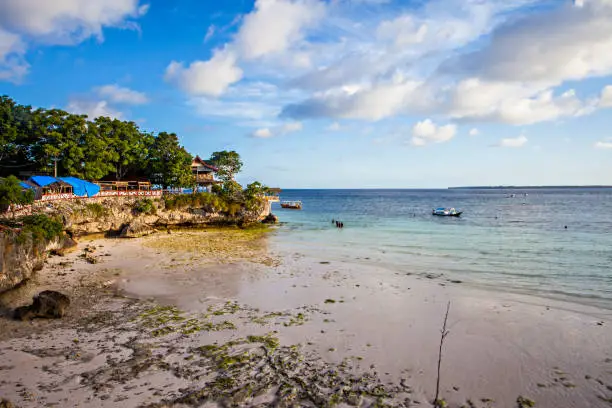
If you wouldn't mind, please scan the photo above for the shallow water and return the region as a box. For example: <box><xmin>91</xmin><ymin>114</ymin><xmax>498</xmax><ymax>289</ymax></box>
<box><xmin>272</xmin><ymin>188</ymin><xmax>612</xmax><ymax>309</ymax></box>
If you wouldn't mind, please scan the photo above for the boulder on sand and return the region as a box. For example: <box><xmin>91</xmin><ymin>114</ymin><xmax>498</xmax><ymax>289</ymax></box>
<box><xmin>13</xmin><ymin>290</ymin><xmax>71</xmax><ymax>321</ymax></box>
<box><xmin>262</xmin><ymin>213</ymin><xmax>279</xmax><ymax>224</ymax></box>
<box><xmin>120</xmin><ymin>221</ymin><xmax>156</xmax><ymax>238</ymax></box>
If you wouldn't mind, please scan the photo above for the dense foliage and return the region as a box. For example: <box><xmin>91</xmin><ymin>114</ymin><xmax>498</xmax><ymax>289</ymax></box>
<box><xmin>133</xmin><ymin>198</ymin><xmax>157</xmax><ymax>215</ymax></box>
<box><xmin>209</xmin><ymin>150</ymin><xmax>243</xmax><ymax>182</ymax></box>
<box><xmin>0</xmin><ymin>175</ymin><xmax>34</xmax><ymax>211</ymax></box>
<box><xmin>0</xmin><ymin>95</ymin><xmax>270</xmax><ymax>215</ymax></box>
<box><xmin>0</xmin><ymin>96</ymin><xmax>193</xmax><ymax>188</ymax></box>
<box><xmin>0</xmin><ymin>214</ymin><xmax>64</xmax><ymax>244</ymax></box>
<box><xmin>164</xmin><ymin>192</ymin><xmax>242</xmax><ymax>216</ymax></box>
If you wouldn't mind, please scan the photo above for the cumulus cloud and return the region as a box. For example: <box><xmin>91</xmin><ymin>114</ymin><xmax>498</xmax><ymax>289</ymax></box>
<box><xmin>410</xmin><ymin>119</ymin><xmax>456</xmax><ymax>146</ymax></box>
<box><xmin>0</xmin><ymin>0</ymin><xmax>148</xmax><ymax>81</ymax></box>
<box><xmin>283</xmin><ymin>78</ymin><xmax>427</xmax><ymax>120</ymax></box>
<box><xmin>376</xmin><ymin>15</ymin><xmax>427</xmax><ymax>47</ymax></box>
<box><xmin>66</xmin><ymin>98</ymin><xmax>124</xmax><ymax>119</ymax></box>
<box><xmin>497</xmin><ymin>135</ymin><xmax>528</xmax><ymax>148</ymax></box>
<box><xmin>95</xmin><ymin>84</ymin><xmax>148</xmax><ymax>104</ymax></box>
<box><xmin>174</xmin><ymin>0</ymin><xmax>612</xmax><ymax>134</ymax></box>
<box><xmin>594</xmin><ymin>138</ymin><xmax>612</xmax><ymax>149</ymax></box>
<box><xmin>600</xmin><ymin>85</ymin><xmax>612</xmax><ymax>107</ymax></box>
<box><xmin>235</xmin><ymin>0</ymin><xmax>325</xmax><ymax>60</ymax></box>
<box><xmin>252</xmin><ymin>121</ymin><xmax>303</xmax><ymax>138</ymax></box>
<box><xmin>253</xmin><ymin>128</ymin><xmax>273</xmax><ymax>138</ymax></box>
<box><xmin>469</xmin><ymin>128</ymin><xmax>479</xmax><ymax>136</ymax></box>
<box><xmin>165</xmin><ymin>49</ymin><xmax>243</xmax><ymax>97</ymax></box>
<box><xmin>444</xmin><ymin>0</ymin><xmax>612</xmax><ymax>85</ymax></box>
<box><xmin>448</xmin><ymin>79</ymin><xmax>592</xmax><ymax>125</ymax></box>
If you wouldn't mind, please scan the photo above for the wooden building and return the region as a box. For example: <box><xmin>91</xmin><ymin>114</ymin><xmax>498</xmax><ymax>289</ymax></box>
<box><xmin>191</xmin><ymin>156</ymin><xmax>221</xmax><ymax>192</ymax></box>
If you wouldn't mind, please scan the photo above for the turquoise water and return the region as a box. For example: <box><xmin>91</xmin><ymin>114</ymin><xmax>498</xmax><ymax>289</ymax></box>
<box><xmin>271</xmin><ymin>189</ymin><xmax>612</xmax><ymax>308</ymax></box>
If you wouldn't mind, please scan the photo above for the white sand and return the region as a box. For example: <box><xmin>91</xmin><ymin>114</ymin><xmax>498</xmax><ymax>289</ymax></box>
<box><xmin>0</xmin><ymin>232</ymin><xmax>611</xmax><ymax>407</ymax></box>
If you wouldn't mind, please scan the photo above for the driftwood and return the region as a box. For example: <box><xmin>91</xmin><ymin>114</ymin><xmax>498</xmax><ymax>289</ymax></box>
<box><xmin>434</xmin><ymin>301</ymin><xmax>451</xmax><ymax>407</ymax></box>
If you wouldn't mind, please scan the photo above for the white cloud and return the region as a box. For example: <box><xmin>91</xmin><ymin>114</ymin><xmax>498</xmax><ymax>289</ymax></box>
<box><xmin>235</xmin><ymin>0</ymin><xmax>325</xmax><ymax>60</ymax></box>
<box><xmin>469</xmin><ymin>128</ymin><xmax>479</xmax><ymax>136</ymax></box>
<box><xmin>0</xmin><ymin>0</ymin><xmax>148</xmax><ymax>82</ymax></box>
<box><xmin>66</xmin><ymin>99</ymin><xmax>123</xmax><ymax>120</ymax></box>
<box><xmin>253</xmin><ymin>128</ymin><xmax>273</xmax><ymax>138</ymax></box>
<box><xmin>204</xmin><ymin>25</ymin><xmax>216</xmax><ymax>42</ymax></box>
<box><xmin>497</xmin><ymin>135</ymin><xmax>528</xmax><ymax>148</ymax></box>
<box><xmin>252</xmin><ymin>121</ymin><xmax>303</xmax><ymax>138</ymax></box>
<box><xmin>448</xmin><ymin>79</ymin><xmax>591</xmax><ymax>125</ymax></box>
<box><xmin>95</xmin><ymin>84</ymin><xmax>148</xmax><ymax>105</ymax></box>
<box><xmin>600</xmin><ymin>85</ymin><xmax>612</xmax><ymax>107</ymax></box>
<box><xmin>376</xmin><ymin>15</ymin><xmax>427</xmax><ymax>47</ymax></box>
<box><xmin>0</xmin><ymin>28</ymin><xmax>28</xmax><ymax>81</ymax></box>
<box><xmin>283</xmin><ymin>78</ymin><xmax>427</xmax><ymax>120</ymax></box>
<box><xmin>327</xmin><ymin>122</ymin><xmax>341</xmax><ymax>131</ymax></box>
<box><xmin>0</xmin><ymin>0</ymin><xmax>148</xmax><ymax>43</ymax></box>
<box><xmin>594</xmin><ymin>139</ymin><xmax>612</xmax><ymax>149</ymax></box>
<box><xmin>165</xmin><ymin>49</ymin><xmax>243</xmax><ymax>97</ymax></box>
<box><xmin>410</xmin><ymin>119</ymin><xmax>457</xmax><ymax>146</ymax></box>
<box><xmin>447</xmin><ymin>0</ymin><xmax>612</xmax><ymax>85</ymax></box>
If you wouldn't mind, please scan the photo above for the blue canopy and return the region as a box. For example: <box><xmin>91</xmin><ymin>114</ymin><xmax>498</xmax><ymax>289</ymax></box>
<box><xmin>19</xmin><ymin>181</ymin><xmax>36</xmax><ymax>190</ymax></box>
<box><xmin>28</xmin><ymin>176</ymin><xmax>100</xmax><ymax>197</ymax></box>
<box><xmin>59</xmin><ymin>177</ymin><xmax>100</xmax><ymax>197</ymax></box>
<box><xmin>30</xmin><ymin>175</ymin><xmax>59</xmax><ymax>187</ymax></box>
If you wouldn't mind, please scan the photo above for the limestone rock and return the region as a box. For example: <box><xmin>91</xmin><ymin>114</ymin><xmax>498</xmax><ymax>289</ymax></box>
<box><xmin>262</xmin><ymin>213</ymin><xmax>279</xmax><ymax>224</ymax></box>
<box><xmin>14</xmin><ymin>290</ymin><xmax>70</xmax><ymax>320</ymax></box>
<box><xmin>120</xmin><ymin>221</ymin><xmax>156</xmax><ymax>238</ymax></box>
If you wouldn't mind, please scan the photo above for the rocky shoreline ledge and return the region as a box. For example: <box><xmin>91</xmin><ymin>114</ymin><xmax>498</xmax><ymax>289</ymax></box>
<box><xmin>0</xmin><ymin>195</ymin><xmax>274</xmax><ymax>293</ymax></box>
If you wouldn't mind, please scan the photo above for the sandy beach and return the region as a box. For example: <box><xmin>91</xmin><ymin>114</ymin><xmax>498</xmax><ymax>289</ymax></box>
<box><xmin>1</xmin><ymin>229</ymin><xmax>611</xmax><ymax>408</ymax></box>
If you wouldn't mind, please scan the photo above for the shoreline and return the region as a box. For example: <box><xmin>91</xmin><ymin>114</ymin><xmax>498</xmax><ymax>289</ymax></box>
<box><xmin>0</xmin><ymin>229</ymin><xmax>611</xmax><ymax>407</ymax></box>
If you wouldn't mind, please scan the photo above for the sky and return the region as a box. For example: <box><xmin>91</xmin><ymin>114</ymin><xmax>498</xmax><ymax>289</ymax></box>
<box><xmin>1</xmin><ymin>0</ymin><xmax>611</xmax><ymax>188</ymax></box>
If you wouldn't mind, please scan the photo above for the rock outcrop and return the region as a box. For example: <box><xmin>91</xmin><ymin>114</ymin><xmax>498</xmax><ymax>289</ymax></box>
<box><xmin>0</xmin><ymin>196</ymin><xmax>272</xmax><ymax>293</ymax></box>
<box><xmin>46</xmin><ymin>197</ymin><xmax>271</xmax><ymax>237</ymax></box>
<box><xmin>0</xmin><ymin>229</ymin><xmax>69</xmax><ymax>293</ymax></box>
<box><xmin>13</xmin><ymin>290</ymin><xmax>71</xmax><ymax>320</ymax></box>
<box><xmin>120</xmin><ymin>221</ymin><xmax>156</xmax><ymax>238</ymax></box>
<box><xmin>262</xmin><ymin>213</ymin><xmax>279</xmax><ymax>224</ymax></box>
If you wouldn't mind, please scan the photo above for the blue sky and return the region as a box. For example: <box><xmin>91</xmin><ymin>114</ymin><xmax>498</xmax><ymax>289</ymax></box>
<box><xmin>1</xmin><ymin>0</ymin><xmax>611</xmax><ymax>188</ymax></box>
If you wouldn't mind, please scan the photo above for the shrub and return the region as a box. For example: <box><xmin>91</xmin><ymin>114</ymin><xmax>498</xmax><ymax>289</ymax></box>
<box><xmin>0</xmin><ymin>214</ymin><xmax>64</xmax><ymax>244</ymax></box>
<box><xmin>0</xmin><ymin>175</ymin><xmax>34</xmax><ymax>212</ymax></box>
<box><xmin>164</xmin><ymin>192</ymin><xmax>229</xmax><ymax>213</ymax></box>
<box><xmin>84</xmin><ymin>202</ymin><xmax>108</xmax><ymax>218</ymax></box>
<box><xmin>133</xmin><ymin>198</ymin><xmax>156</xmax><ymax>215</ymax></box>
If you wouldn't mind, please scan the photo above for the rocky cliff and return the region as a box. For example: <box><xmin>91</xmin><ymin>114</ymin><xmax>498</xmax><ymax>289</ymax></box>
<box><xmin>54</xmin><ymin>196</ymin><xmax>271</xmax><ymax>236</ymax></box>
<box><xmin>0</xmin><ymin>227</ymin><xmax>76</xmax><ymax>293</ymax></box>
<box><xmin>0</xmin><ymin>196</ymin><xmax>272</xmax><ymax>293</ymax></box>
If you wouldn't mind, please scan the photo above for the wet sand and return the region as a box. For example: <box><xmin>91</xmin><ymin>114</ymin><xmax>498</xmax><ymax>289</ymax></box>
<box><xmin>0</xmin><ymin>230</ymin><xmax>611</xmax><ymax>407</ymax></box>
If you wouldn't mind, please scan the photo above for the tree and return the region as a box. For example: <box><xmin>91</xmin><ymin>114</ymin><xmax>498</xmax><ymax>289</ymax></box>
<box><xmin>0</xmin><ymin>175</ymin><xmax>34</xmax><ymax>212</ymax></box>
<box><xmin>243</xmin><ymin>181</ymin><xmax>269</xmax><ymax>211</ymax></box>
<box><xmin>81</xmin><ymin>120</ymin><xmax>117</xmax><ymax>180</ymax></box>
<box><xmin>209</xmin><ymin>150</ymin><xmax>243</xmax><ymax>182</ymax></box>
<box><xmin>148</xmin><ymin>132</ymin><xmax>194</xmax><ymax>189</ymax></box>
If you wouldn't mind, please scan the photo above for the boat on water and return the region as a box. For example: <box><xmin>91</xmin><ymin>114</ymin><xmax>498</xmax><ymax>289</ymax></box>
<box><xmin>280</xmin><ymin>200</ymin><xmax>302</xmax><ymax>210</ymax></box>
<box><xmin>432</xmin><ymin>207</ymin><xmax>462</xmax><ymax>217</ymax></box>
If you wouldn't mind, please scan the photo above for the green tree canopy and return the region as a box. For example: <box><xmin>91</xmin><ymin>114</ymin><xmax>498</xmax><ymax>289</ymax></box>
<box><xmin>148</xmin><ymin>132</ymin><xmax>194</xmax><ymax>189</ymax></box>
<box><xmin>209</xmin><ymin>150</ymin><xmax>243</xmax><ymax>182</ymax></box>
<box><xmin>0</xmin><ymin>175</ymin><xmax>34</xmax><ymax>212</ymax></box>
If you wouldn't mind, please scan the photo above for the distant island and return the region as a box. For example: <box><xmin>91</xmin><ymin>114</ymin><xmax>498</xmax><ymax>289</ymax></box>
<box><xmin>449</xmin><ymin>185</ymin><xmax>612</xmax><ymax>189</ymax></box>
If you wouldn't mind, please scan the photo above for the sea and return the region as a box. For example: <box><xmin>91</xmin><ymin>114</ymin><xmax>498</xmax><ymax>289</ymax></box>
<box><xmin>270</xmin><ymin>188</ymin><xmax>612</xmax><ymax>309</ymax></box>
